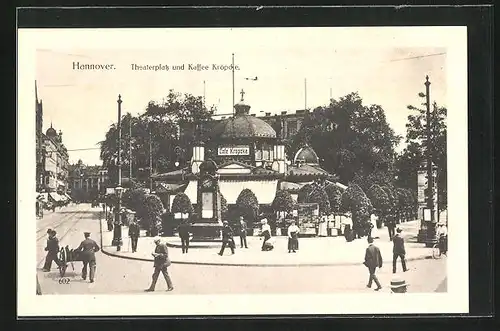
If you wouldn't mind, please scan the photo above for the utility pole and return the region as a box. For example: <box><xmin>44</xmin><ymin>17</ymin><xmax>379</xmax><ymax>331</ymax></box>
<box><xmin>129</xmin><ymin>117</ymin><xmax>132</xmax><ymax>180</ymax></box>
<box><xmin>203</xmin><ymin>80</ymin><xmax>206</xmax><ymax>108</ymax></box>
<box><xmin>149</xmin><ymin>122</ymin><xmax>153</xmax><ymax>192</ymax></box>
<box><xmin>232</xmin><ymin>53</ymin><xmax>235</xmax><ymax>116</ymax></box>
<box><xmin>424</xmin><ymin>75</ymin><xmax>434</xmax><ymax>223</ymax></box>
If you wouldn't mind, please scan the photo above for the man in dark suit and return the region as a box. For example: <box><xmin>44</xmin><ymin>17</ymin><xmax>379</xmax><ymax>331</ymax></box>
<box><xmin>128</xmin><ymin>219</ymin><xmax>140</xmax><ymax>253</ymax></box>
<box><xmin>42</xmin><ymin>229</ymin><xmax>63</xmax><ymax>272</ymax></box>
<box><xmin>392</xmin><ymin>228</ymin><xmax>408</xmax><ymax>273</ymax></box>
<box><xmin>218</xmin><ymin>221</ymin><xmax>235</xmax><ymax>256</ymax></box>
<box><xmin>146</xmin><ymin>237</ymin><xmax>174</xmax><ymax>292</ymax></box>
<box><xmin>386</xmin><ymin>215</ymin><xmax>396</xmax><ymax>240</ymax></box>
<box><xmin>364</xmin><ymin>236</ymin><xmax>383</xmax><ymax>291</ymax></box>
<box><xmin>74</xmin><ymin>232</ymin><xmax>100</xmax><ymax>283</ymax></box>
<box><xmin>239</xmin><ymin>216</ymin><xmax>248</xmax><ymax>249</ymax></box>
<box><xmin>177</xmin><ymin>219</ymin><xmax>192</xmax><ymax>254</ymax></box>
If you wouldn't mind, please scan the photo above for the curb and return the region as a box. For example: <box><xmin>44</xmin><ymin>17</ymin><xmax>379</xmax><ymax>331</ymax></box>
<box><xmin>99</xmin><ymin>220</ymin><xmax>431</xmax><ymax>267</ymax></box>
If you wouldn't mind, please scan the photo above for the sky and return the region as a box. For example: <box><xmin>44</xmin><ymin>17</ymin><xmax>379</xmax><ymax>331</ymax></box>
<box><xmin>35</xmin><ymin>28</ymin><xmax>447</xmax><ymax>166</ymax></box>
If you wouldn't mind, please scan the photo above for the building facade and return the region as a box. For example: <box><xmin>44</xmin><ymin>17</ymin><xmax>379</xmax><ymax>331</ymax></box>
<box><xmin>43</xmin><ymin>124</ymin><xmax>70</xmax><ymax>193</ymax></box>
<box><xmin>35</xmin><ymin>81</ymin><xmax>44</xmax><ymax>191</ymax></box>
<box><xmin>68</xmin><ymin>160</ymin><xmax>109</xmax><ymax>201</ymax></box>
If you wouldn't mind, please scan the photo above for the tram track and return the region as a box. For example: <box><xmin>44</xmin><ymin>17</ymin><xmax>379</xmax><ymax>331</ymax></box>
<box><xmin>36</xmin><ymin>207</ymin><xmax>97</xmax><ymax>268</ymax></box>
<box><xmin>36</xmin><ymin>207</ymin><xmax>91</xmax><ymax>241</ymax></box>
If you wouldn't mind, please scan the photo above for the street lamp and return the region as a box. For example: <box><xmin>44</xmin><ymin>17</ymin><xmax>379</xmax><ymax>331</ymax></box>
<box><xmin>112</xmin><ymin>94</ymin><xmax>123</xmax><ymax>251</ymax></box>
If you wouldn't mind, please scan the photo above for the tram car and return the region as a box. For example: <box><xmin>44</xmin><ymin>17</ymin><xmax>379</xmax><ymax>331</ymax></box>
<box><xmin>57</xmin><ymin>245</ymin><xmax>84</xmax><ymax>277</ymax></box>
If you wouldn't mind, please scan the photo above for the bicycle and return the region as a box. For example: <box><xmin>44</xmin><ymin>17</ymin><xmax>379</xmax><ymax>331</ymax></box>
<box><xmin>432</xmin><ymin>236</ymin><xmax>447</xmax><ymax>259</ymax></box>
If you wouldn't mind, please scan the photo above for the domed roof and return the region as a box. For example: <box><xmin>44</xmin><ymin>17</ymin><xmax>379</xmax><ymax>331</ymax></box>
<box><xmin>212</xmin><ymin>90</ymin><xmax>276</xmax><ymax>139</ymax></box>
<box><xmin>46</xmin><ymin>123</ymin><xmax>57</xmax><ymax>137</ymax></box>
<box><xmin>294</xmin><ymin>145</ymin><xmax>319</xmax><ymax>165</ymax></box>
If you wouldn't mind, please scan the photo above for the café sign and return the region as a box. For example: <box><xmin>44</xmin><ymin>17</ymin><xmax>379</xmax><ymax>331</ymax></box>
<box><xmin>218</xmin><ymin>145</ymin><xmax>250</xmax><ymax>156</ymax></box>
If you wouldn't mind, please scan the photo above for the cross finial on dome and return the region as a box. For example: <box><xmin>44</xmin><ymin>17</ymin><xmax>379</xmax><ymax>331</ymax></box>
<box><xmin>240</xmin><ymin>89</ymin><xmax>245</xmax><ymax>101</ymax></box>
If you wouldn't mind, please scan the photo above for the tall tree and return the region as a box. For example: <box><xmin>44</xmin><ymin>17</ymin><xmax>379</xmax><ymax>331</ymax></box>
<box><xmin>325</xmin><ymin>184</ymin><xmax>343</xmax><ymax>215</ymax></box>
<box><xmin>290</xmin><ymin>92</ymin><xmax>400</xmax><ymax>186</ymax></box>
<box><xmin>235</xmin><ymin>189</ymin><xmax>259</xmax><ymax>223</ymax></box>
<box><xmin>399</xmin><ymin>94</ymin><xmax>447</xmax><ymax>211</ymax></box>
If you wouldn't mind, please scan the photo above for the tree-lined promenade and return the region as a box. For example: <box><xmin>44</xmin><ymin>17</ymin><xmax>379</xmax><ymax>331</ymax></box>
<box><xmin>100</xmin><ymin>83</ymin><xmax>447</xmax><ymax>239</ymax></box>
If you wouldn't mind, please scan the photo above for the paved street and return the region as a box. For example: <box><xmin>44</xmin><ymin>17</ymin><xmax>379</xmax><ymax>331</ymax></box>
<box><xmin>37</xmin><ymin>204</ymin><xmax>447</xmax><ymax>295</ymax></box>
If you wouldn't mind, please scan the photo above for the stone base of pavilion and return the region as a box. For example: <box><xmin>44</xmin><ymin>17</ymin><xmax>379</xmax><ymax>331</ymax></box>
<box><xmin>100</xmin><ymin>219</ymin><xmax>432</xmax><ymax>266</ymax></box>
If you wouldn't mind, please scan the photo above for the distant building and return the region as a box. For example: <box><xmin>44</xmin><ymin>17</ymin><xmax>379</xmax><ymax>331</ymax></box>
<box><xmin>68</xmin><ymin>160</ymin><xmax>109</xmax><ymax>201</ymax></box>
<box><xmin>43</xmin><ymin>124</ymin><xmax>70</xmax><ymax>193</ymax></box>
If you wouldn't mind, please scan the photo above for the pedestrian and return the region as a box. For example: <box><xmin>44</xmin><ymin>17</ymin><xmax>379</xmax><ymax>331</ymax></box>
<box><xmin>342</xmin><ymin>213</ymin><xmax>353</xmax><ymax>242</ymax></box>
<box><xmin>128</xmin><ymin>218</ymin><xmax>140</xmax><ymax>253</ymax></box>
<box><xmin>218</xmin><ymin>221</ymin><xmax>235</xmax><ymax>256</ymax></box>
<box><xmin>287</xmin><ymin>220</ymin><xmax>300</xmax><ymax>253</ymax></box>
<box><xmin>260</xmin><ymin>218</ymin><xmax>272</xmax><ymax>251</ymax></box>
<box><xmin>370</xmin><ymin>212</ymin><xmax>380</xmax><ymax>239</ymax></box>
<box><xmin>386</xmin><ymin>216</ymin><xmax>396</xmax><ymax>241</ymax></box>
<box><xmin>239</xmin><ymin>216</ymin><xmax>248</xmax><ymax>248</ymax></box>
<box><xmin>74</xmin><ymin>232</ymin><xmax>100</xmax><ymax>283</ymax></box>
<box><xmin>177</xmin><ymin>218</ymin><xmax>192</xmax><ymax>254</ymax></box>
<box><xmin>392</xmin><ymin>228</ymin><xmax>408</xmax><ymax>273</ymax></box>
<box><xmin>364</xmin><ymin>236</ymin><xmax>383</xmax><ymax>291</ymax></box>
<box><xmin>145</xmin><ymin>237</ymin><xmax>174</xmax><ymax>292</ymax></box>
<box><xmin>107</xmin><ymin>213</ymin><xmax>114</xmax><ymax>232</ymax></box>
<box><xmin>436</xmin><ymin>222</ymin><xmax>448</xmax><ymax>255</ymax></box>
<box><xmin>42</xmin><ymin>230</ymin><xmax>64</xmax><ymax>272</ymax></box>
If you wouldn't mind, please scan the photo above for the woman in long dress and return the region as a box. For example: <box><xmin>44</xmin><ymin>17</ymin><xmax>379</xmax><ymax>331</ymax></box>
<box><xmin>287</xmin><ymin>221</ymin><xmax>300</xmax><ymax>253</ymax></box>
<box><xmin>260</xmin><ymin>219</ymin><xmax>272</xmax><ymax>251</ymax></box>
<box><xmin>370</xmin><ymin>213</ymin><xmax>380</xmax><ymax>239</ymax></box>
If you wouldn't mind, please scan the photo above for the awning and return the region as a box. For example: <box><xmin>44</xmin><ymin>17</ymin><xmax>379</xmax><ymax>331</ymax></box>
<box><xmin>279</xmin><ymin>181</ymin><xmax>307</xmax><ymax>191</ymax></box>
<box><xmin>64</xmin><ymin>193</ymin><xmax>72</xmax><ymax>201</ymax></box>
<box><xmin>156</xmin><ymin>182</ymin><xmax>187</xmax><ymax>193</ymax></box>
<box><xmin>218</xmin><ymin>180</ymin><xmax>278</xmax><ymax>204</ymax></box>
<box><xmin>37</xmin><ymin>193</ymin><xmax>48</xmax><ymax>202</ymax></box>
<box><xmin>49</xmin><ymin>193</ymin><xmax>63</xmax><ymax>202</ymax></box>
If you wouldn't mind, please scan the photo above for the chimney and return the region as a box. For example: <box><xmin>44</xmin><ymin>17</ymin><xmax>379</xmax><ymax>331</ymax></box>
<box><xmin>265</xmin><ymin>112</ymin><xmax>271</xmax><ymax>116</ymax></box>
<box><xmin>281</xmin><ymin>111</ymin><xmax>287</xmax><ymax>115</ymax></box>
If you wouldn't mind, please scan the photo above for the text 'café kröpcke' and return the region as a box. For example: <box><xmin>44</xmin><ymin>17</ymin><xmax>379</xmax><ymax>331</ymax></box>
<box><xmin>152</xmin><ymin>93</ymin><xmax>344</xmax><ymax>235</ymax></box>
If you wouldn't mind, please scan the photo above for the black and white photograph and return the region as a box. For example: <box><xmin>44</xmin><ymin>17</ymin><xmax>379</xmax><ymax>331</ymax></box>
<box><xmin>18</xmin><ymin>26</ymin><xmax>468</xmax><ymax>316</ymax></box>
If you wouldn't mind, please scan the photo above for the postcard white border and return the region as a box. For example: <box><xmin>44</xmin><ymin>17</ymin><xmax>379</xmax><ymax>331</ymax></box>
<box><xmin>17</xmin><ymin>27</ymin><xmax>468</xmax><ymax>316</ymax></box>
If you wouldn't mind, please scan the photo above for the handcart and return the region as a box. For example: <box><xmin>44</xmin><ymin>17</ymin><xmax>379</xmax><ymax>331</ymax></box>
<box><xmin>57</xmin><ymin>245</ymin><xmax>84</xmax><ymax>277</ymax></box>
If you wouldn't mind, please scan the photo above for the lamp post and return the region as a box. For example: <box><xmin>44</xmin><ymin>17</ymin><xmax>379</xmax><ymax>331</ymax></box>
<box><xmin>112</xmin><ymin>94</ymin><xmax>123</xmax><ymax>251</ymax></box>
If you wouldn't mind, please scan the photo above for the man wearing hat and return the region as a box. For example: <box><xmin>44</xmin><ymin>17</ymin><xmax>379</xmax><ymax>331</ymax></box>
<box><xmin>392</xmin><ymin>228</ymin><xmax>408</xmax><ymax>274</ymax></box>
<box><xmin>145</xmin><ymin>237</ymin><xmax>174</xmax><ymax>292</ymax></box>
<box><xmin>74</xmin><ymin>232</ymin><xmax>100</xmax><ymax>283</ymax></box>
<box><xmin>128</xmin><ymin>218</ymin><xmax>140</xmax><ymax>253</ymax></box>
<box><xmin>218</xmin><ymin>221</ymin><xmax>235</xmax><ymax>256</ymax></box>
<box><xmin>238</xmin><ymin>216</ymin><xmax>248</xmax><ymax>249</ymax></box>
<box><xmin>42</xmin><ymin>229</ymin><xmax>63</xmax><ymax>272</ymax></box>
<box><xmin>390</xmin><ymin>278</ymin><xmax>409</xmax><ymax>293</ymax></box>
<box><xmin>364</xmin><ymin>236</ymin><xmax>383</xmax><ymax>291</ymax></box>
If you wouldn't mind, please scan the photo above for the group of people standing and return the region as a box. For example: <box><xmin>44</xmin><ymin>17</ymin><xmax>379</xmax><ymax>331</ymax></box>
<box><xmin>217</xmin><ymin>216</ymin><xmax>301</xmax><ymax>255</ymax></box>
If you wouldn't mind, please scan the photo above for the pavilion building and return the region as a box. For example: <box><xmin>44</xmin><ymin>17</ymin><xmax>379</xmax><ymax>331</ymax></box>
<box><xmin>152</xmin><ymin>90</ymin><xmax>342</xmax><ymax>226</ymax></box>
